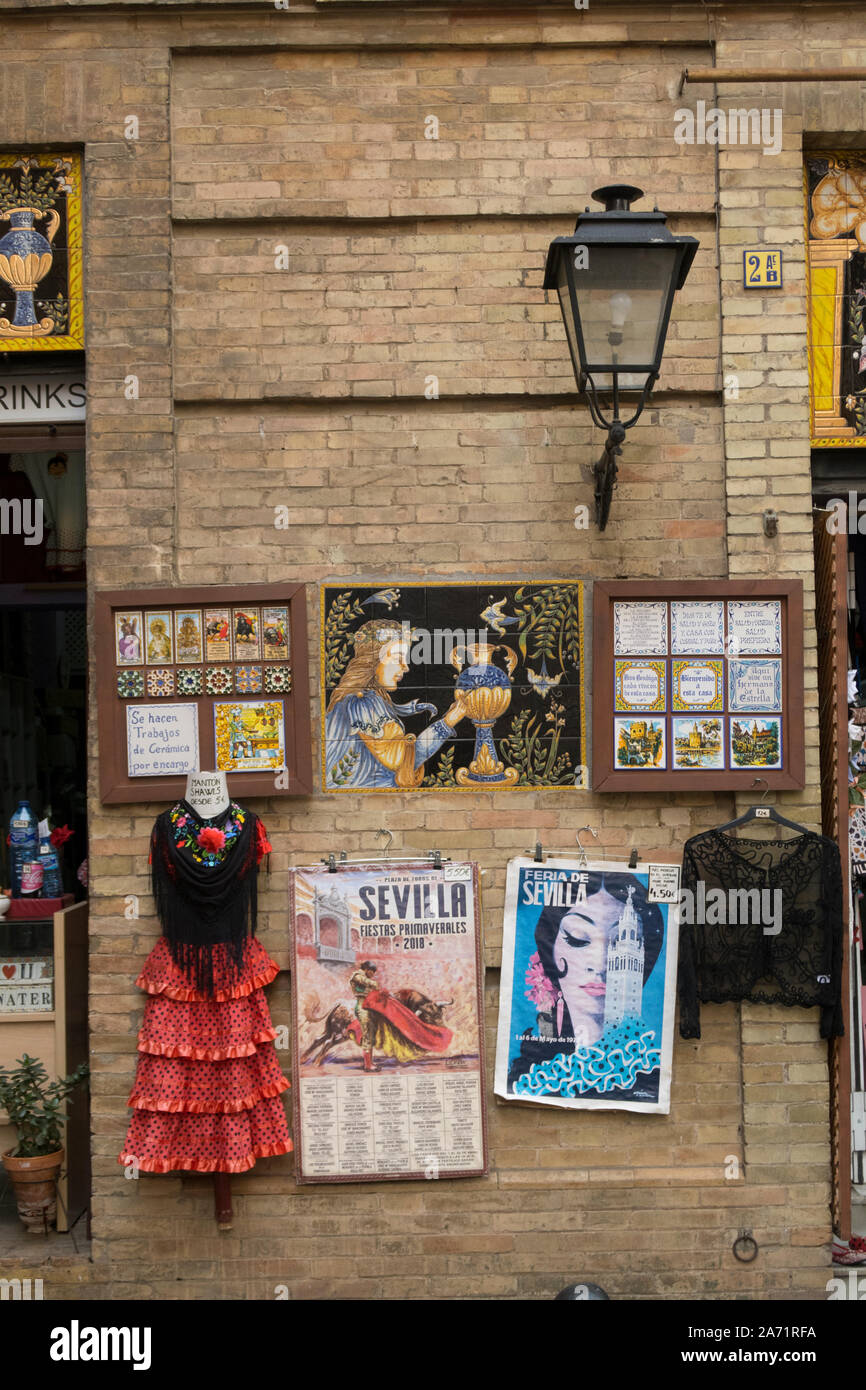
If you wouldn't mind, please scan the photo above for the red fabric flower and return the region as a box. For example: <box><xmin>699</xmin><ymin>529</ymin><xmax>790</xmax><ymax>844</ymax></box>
<box><xmin>197</xmin><ymin>827</ymin><xmax>226</xmax><ymax>853</ymax></box>
<box><xmin>50</xmin><ymin>824</ymin><xmax>73</xmax><ymax>847</ymax></box>
<box><xmin>255</xmin><ymin>819</ymin><xmax>272</xmax><ymax>865</ymax></box>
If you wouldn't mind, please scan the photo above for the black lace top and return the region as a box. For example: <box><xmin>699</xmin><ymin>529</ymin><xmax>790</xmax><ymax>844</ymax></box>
<box><xmin>679</xmin><ymin>828</ymin><xmax>844</xmax><ymax>1039</ymax></box>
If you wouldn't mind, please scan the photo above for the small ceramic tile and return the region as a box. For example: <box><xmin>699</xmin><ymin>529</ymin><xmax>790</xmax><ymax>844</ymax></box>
<box><xmin>726</xmin><ymin>600</ymin><xmax>782</xmax><ymax>655</ymax></box>
<box><xmin>176</xmin><ymin>668</ymin><xmax>203</xmax><ymax>696</ymax></box>
<box><xmin>671</xmin><ymin>659</ymin><xmax>724</xmax><ymax>712</ymax></box>
<box><xmin>728</xmin><ymin>658</ymin><xmax>782</xmax><ymax>713</ymax></box>
<box><xmin>729</xmin><ymin>715</ymin><xmax>782</xmax><ymax>770</ymax></box>
<box><xmin>235</xmin><ymin>664</ymin><xmax>263</xmax><ymax>694</ymax></box>
<box><xmin>614</xmin><ymin>717</ymin><xmax>666</xmax><ymax>770</ymax></box>
<box><xmin>613</xmin><ymin>601</ymin><xmax>667</xmax><ymax>655</ymax></box>
<box><xmin>672</xmin><ymin>717</ymin><xmax>724</xmax><ymax>769</ymax></box>
<box><xmin>214</xmin><ymin>699</ymin><xmax>285</xmax><ymax>773</ymax></box>
<box><xmin>206</xmin><ymin>666</ymin><xmax>233</xmax><ymax>696</ymax></box>
<box><xmin>614</xmin><ymin>659</ymin><xmax>665</xmax><ymax>712</ymax></box>
<box><xmin>117</xmin><ymin>669</ymin><xmax>144</xmax><ymax>699</ymax></box>
<box><xmin>670</xmin><ymin>601</ymin><xmax>724</xmax><ymax>655</ymax></box>
<box><xmin>147</xmin><ymin>668</ymin><xmax>174</xmax><ymax>698</ymax></box>
<box><xmin>264</xmin><ymin>665</ymin><xmax>292</xmax><ymax>694</ymax></box>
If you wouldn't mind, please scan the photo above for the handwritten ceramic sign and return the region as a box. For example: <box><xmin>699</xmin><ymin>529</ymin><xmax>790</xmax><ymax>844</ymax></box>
<box><xmin>126</xmin><ymin>703</ymin><xmax>200</xmax><ymax>777</ymax></box>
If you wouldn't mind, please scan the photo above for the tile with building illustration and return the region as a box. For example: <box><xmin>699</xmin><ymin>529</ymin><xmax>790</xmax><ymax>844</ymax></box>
<box><xmin>614</xmin><ymin>717</ymin><xmax>666</xmax><ymax>770</ymax></box>
<box><xmin>672</xmin><ymin>717</ymin><xmax>723</xmax><ymax>770</ymax></box>
<box><xmin>729</xmin><ymin>715</ymin><xmax>782</xmax><ymax>770</ymax></box>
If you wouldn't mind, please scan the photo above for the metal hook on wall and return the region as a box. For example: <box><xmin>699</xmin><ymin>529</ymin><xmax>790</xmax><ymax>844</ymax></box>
<box><xmin>575</xmin><ymin>825</ymin><xmax>599</xmax><ymax>869</ymax></box>
<box><xmin>376</xmin><ymin>828</ymin><xmax>394</xmax><ymax>855</ymax></box>
<box><xmin>751</xmin><ymin>777</ymin><xmax>769</xmax><ymax>804</ymax></box>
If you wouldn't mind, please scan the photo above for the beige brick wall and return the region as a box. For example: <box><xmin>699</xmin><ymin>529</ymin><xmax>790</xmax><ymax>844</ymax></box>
<box><xmin>172</xmin><ymin>218</ymin><xmax>717</xmax><ymax>399</ymax></box>
<box><xmin>1</xmin><ymin>0</ymin><xmax>856</xmax><ymax>1300</ymax></box>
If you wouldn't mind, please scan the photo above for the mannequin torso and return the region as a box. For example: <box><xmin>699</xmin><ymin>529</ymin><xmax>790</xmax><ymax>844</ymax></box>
<box><xmin>184</xmin><ymin>771</ymin><xmax>230</xmax><ymax>820</ymax></box>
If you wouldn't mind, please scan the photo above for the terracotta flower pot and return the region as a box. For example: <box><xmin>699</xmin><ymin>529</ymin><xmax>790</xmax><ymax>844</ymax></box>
<box><xmin>2</xmin><ymin>1147</ymin><xmax>63</xmax><ymax>1234</ymax></box>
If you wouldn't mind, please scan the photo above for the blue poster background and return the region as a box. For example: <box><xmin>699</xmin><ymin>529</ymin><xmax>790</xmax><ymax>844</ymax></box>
<box><xmin>498</xmin><ymin>862</ymin><xmax>676</xmax><ymax>1110</ymax></box>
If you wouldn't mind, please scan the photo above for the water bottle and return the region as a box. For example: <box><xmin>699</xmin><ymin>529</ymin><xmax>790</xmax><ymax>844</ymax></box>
<box><xmin>9</xmin><ymin>801</ymin><xmax>37</xmax><ymax>897</ymax></box>
<box><xmin>38</xmin><ymin>819</ymin><xmax>63</xmax><ymax>898</ymax></box>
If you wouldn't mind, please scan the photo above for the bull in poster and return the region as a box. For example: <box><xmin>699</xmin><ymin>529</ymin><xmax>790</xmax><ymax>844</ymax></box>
<box><xmin>290</xmin><ymin>861</ymin><xmax>487</xmax><ymax>1182</ymax></box>
<box><xmin>495</xmin><ymin>857</ymin><xmax>680</xmax><ymax>1114</ymax></box>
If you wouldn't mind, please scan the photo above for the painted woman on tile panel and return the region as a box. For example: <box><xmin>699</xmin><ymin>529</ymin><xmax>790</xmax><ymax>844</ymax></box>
<box><xmin>325</xmin><ymin>619</ymin><xmax>468</xmax><ymax>789</ymax></box>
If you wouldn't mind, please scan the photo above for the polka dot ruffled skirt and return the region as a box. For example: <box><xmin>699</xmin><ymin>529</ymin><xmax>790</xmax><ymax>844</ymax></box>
<box><xmin>119</xmin><ymin>937</ymin><xmax>293</xmax><ymax>1174</ymax></box>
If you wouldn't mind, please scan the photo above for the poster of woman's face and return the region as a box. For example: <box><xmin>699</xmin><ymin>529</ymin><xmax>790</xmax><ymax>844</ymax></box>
<box><xmin>494</xmin><ymin>858</ymin><xmax>680</xmax><ymax>1114</ymax></box>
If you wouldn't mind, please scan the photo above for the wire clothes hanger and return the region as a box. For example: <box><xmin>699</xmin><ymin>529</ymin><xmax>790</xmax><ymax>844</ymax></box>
<box><xmin>529</xmin><ymin>827</ymin><xmax>641</xmax><ymax>869</ymax></box>
<box><xmin>714</xmin><ymin>778</ymin><xmax>811</xmax><ymax>836</ymax></box>
<box><xmin>320</xmin><ymin>829</ymin><xmax>448</xmax><ymax>872</ymax></box>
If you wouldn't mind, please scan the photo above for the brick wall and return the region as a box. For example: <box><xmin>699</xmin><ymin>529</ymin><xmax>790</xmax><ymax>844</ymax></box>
<box><xmin>0</xmin><ymin>0</ymin><xmax>857</xmax><ymax>1299</ymax></box>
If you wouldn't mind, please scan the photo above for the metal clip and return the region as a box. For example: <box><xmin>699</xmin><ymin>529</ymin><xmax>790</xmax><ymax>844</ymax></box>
<box><xmin>430</xmin><ymin>849</ymin><xmax>442</xmax><ymax>870</ymax></box>
<box><xmin>326</xmin><ymin>853</ymin><xmax>337</xmax><ymax>873</ymax></box>
<box><xmin>628</xmin><ymin>848</ymin><xmax>640</xmax><ymax>869</ymax></box>
<box><xmin>534</xmin><ymin>841</ymin><xmax>544</xmax><ymax>863</ymax></box>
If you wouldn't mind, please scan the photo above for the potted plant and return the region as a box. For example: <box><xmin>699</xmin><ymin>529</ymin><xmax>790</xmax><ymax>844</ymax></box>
<box><xmin>0</xmin><ymin>1054</ymin><xmax>88</xmax><ymax>1234</ymax></box>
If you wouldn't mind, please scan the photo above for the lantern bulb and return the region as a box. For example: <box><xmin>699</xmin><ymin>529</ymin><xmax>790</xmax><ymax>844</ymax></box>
<box><xmin>609</xmin><ymin>292</ymin><xmax>632</xmax><ymax>330</ymax></box>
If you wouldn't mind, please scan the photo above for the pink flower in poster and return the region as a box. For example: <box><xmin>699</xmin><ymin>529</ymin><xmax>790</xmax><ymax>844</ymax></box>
<box><xmin>524</xmin><ymin>951</ymin><xmax>556</xmax><ymax>1011</ymax></box>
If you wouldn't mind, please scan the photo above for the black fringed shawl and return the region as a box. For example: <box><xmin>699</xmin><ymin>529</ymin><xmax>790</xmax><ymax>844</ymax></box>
<box><xmin>150</xmin><ymin>802</ymin><xmax>259</xmax><ymax>997</ymax></box>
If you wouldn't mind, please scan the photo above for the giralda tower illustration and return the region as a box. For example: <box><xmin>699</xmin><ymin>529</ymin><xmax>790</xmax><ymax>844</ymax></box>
<box><xmin>604</xmin><ymin>886</ymin><xmax>645</xmax><ymax>1028</ymax></box>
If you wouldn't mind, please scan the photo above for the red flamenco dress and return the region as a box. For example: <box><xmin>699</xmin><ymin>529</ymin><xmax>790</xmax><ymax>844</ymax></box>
<box><xmin>119</xmin><ymin>800</ymin><xmax>293</xmax><ymax>1174</ymax></box>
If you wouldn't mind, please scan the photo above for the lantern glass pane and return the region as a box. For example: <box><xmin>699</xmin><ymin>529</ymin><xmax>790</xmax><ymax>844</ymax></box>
<box><xmin>568</xmin><ymin>244</ymin><xmax>680</xmax><ymax>373</ymax></box>
<box><xmin>555</xmin><ymin>261</ymin><xmax>583</xmax><ymax>377</ymax></box>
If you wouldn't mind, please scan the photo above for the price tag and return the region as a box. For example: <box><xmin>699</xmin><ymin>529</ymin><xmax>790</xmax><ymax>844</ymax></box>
<box><xmin>647</xmin><ymin>864</ymin><xmax>681</xmax><ymax>903</ymax></box>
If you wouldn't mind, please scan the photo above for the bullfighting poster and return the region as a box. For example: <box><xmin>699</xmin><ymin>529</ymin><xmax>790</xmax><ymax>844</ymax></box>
<box><xmin>290</xmin><ymin>860</ymin><xmax>488</xmax><ymax>1183</ymax></box>
<box><xmin>494</xmin><ymin>857</ymin><xmax>680</xmax><ymax>1114</ymax></box>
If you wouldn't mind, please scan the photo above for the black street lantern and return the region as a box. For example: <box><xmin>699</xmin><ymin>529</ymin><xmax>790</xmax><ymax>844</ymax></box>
<box><xmin>543</xmin><ymin>185</ymin><xmax>698</xmax><ymax>529</ymax></box>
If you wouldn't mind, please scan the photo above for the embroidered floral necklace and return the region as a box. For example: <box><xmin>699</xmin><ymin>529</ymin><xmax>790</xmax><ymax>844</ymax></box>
<box><xmin>170</xmin><ymin>800</ymin><xmax>247</xmax><ymax>868</ymax></box>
